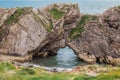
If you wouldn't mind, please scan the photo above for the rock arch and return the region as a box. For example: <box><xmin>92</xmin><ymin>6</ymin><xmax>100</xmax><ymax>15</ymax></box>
<box><xmin>0</xmin><ymin>4</ymin><xmax>120</xmax><ymax>66</ymax></box>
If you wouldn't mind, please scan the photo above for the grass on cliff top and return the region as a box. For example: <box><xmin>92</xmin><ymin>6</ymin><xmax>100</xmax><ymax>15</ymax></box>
<box><xmin>5</xmin><ymin>8</ymin><xmax>25</xmax><ymax>25</ymax></box>
<box><xmin>49</xmin><ymin>8</ymin><xmax>65</xmax><ymax>20</ymax></box>
<box><xmin>0</xmin><ymin>62</ymin><xmax>120</xmax><ymax>80</ymax></box>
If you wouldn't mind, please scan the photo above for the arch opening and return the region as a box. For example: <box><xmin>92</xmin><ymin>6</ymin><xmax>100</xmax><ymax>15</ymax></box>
<box><xmin>29</xmin><ymin>46</ymin><xmax>86</xmax><ymax>68</ymax></box>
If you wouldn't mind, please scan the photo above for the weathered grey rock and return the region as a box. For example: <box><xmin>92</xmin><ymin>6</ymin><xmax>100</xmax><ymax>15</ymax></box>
<box><xmin>0</xmin><ymin>4</ymin><xmax>120</xmax><ymax>66</ymax></box>
<box><xmin>0</xmin><ymin>8</ymin><xmax>17</xmax><ymax>27</ymax></box>
<box><xmin>0</xmin><ymin>4</ymin><xmax>80</xmax><ymax>62</ymax></box>
<box><xmin>67</xmin><ymin>6</ymin><xmax>120</xmax><ymax>65</ymax></box>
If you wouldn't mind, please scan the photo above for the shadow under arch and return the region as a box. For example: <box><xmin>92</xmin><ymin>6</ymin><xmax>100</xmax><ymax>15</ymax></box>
<box><xmin>30</xmin><ymin>46</ymin><xmax>86</xmax><ymax>68</ymax></box>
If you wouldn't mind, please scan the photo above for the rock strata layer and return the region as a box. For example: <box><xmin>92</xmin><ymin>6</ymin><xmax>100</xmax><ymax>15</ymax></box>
<box><xmin>0</xmin><ymin>4</ymin><xmax>120</xmax><ymax>65</ymax></box>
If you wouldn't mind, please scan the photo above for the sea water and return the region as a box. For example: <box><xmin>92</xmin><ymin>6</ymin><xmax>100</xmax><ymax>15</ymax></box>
<box><xmin>0</xmin><ymin>0</ymin><xmax>120</xmax><ymax>68</ymax></box>
<box><xmin>29</xmin><ymin>47</ymin><xmax>86</xmax><ymax>68</ymax></box>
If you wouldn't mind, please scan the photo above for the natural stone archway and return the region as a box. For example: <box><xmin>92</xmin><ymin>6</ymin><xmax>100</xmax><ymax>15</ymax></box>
<box><xmin>35</xmin><ymin>5</ymin><xmax>120</xmax><ymax>65</ymax></box>
<box><xmin>0</xmin><ymin>3</ymin><xmax>80</xmax><ymax>62</ymax></box>
<box><xmin>29</xmin><ymin>46</ymin><xmax>84</xmax><ymax>68</ymax></box>
<box><xmin>0</xmin><ymin>4</ymin><xmax>120</xmax><ymax>66</ymax></box>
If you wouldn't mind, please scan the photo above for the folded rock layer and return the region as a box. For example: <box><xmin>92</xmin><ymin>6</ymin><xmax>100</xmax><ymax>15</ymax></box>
<box><xmin>0</xmin><ymin>4</ymin><xmax>120</xmax><ymax>65</ymax></box>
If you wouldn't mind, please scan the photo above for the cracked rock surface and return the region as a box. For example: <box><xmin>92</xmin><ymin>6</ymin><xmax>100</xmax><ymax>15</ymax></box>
<box><xmin>0</xmin><ymin>4</ymin><xmax>120</xmax><ymax>65</ymax></box>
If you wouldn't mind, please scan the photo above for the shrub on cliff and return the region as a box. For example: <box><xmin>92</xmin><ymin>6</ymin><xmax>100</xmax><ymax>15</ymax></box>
<box><xmin>69</xmin><ymin>14</ymin><xmax>99</xmax><ymax>39</ymax></box>
<box><xmin>5</xmin><ymin>8</ymin><xmax>25</xmax><ymax>25</ymax></box>
<box><xmin>49</xmin><ymin>8</ymin><xmax>65</xmax><ymax>20</ymax></box>
<box><xmin>69</xmin><ymin>15</ymin><xmax>90</xmax><ymax>39</ymax></box>
<box><xmin>118</xmin><ymin>5</ymin><xmax>120</xmax><ymax>9</ymax></box>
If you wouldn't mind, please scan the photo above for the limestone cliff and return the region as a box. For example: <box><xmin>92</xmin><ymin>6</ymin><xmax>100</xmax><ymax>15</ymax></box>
<box><xmin>0</xmin><ymin>4</ymin><xmax>120</xmax><ymax>65</ymax></box>
<box><xmin>68</xmin><ymin>6</ymin><xmax>120</xmax><ymax>65</ymax></box>
<box><xmin>0</xmin><ymin>4</ymin><xmax>80</xmax><ymax>61</ymax></box>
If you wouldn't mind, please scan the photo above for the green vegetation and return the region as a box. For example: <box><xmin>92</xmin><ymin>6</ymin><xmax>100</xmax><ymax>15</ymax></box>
<box><xmin>5</xmin><ymin>8</ymin><xmax>25</xmax><ymax>25</ymax></box>
<box><xmin>99</xmin><ymin>24</ymin><xmax>103</xmax><ymax>28</ymax></box>
<box><xmin>74</xmin><ymin>70</ymin><xmax>120</xmax><ymax>80</ymax></box>
<box><xmin>0</xmin><ymin>62</ymin><xmax>120</xmax><ymax>80</ymax></box>
<box><xmin>69</xmin><ymin>15</ymin><xmax>90</xmax><ymax>39</ymax></box>
<box><xmin>17</xmin><ymin>68</ymin><xmax>35</xmax><ymax>75</ymax></box>
<box><xmin>0</xmin><ymin>62</ymin><xmax>76</xmax><ymax>80</ymax></box>
<box><xmin>69</xmin><ymin>27</ymin><xmax>84</xmax><ymax>39</ymax></box>
<box><xmin>118</xmin><ymin>5</ymin><xmax>120</xmax><ymax>9</ymax></box>
<box><xmin>33</xmin><ymin>13</ymin><xmax>53</xmax><ymax>32</ymax></box>
<box><xmin>69</xmin><ymin>14</ymin><xmax>99</xmax><ymax>39</ymax></box>
<box><xmin>0</xmin><ymin>62</ymin><xmax>15</xmax><ymax>72</ymax></box>
<box><xmin>48</xmin><ymin>21</ymin><xmax>53</xmax><ymax>32</ymax></box>
<box><xmin>0</xmin><ymin>29</ymin><xmax>4</xmax><ymax>39</ymax></box>
<box><xmin>49</xmin><ymin>8</ymin><xmax>65</xmax><ymax>20</ymax></box>
<box><xmin>0</xmin><ymin>8</ymin><xmax>25</xmax><ymax>40</ymax></box>
<box><xmin>90</xmin><ymin>15</ymin><xmax>98</xmax><ymax>21</ymax></box>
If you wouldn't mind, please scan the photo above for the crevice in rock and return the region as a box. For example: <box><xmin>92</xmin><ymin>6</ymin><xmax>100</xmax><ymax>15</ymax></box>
<box><xmin>0</xmin><ymin>4</ymin><xmax>120</xmax><ymax>66</ymax></box>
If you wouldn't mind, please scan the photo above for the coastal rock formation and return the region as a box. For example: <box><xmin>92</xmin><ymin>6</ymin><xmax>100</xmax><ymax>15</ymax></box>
<box><xmin>0</xmin><ymin>4</ymin><xmax>80</xmax><ymax>61</ymax></box>
<box><xmin>68</xmin><ymin>6</ymin><xmax>120</xmax><ymax>65</ymax></box>
<box><xmin>0</xmin><ymin>4</ymin><xmax>120</xmax><ymax>65</ymax></box>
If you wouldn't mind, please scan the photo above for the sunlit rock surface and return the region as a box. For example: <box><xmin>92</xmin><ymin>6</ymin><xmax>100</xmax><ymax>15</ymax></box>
<box><xmin>0</xmin><ymin>4</ymin><xmax>120</xmax><ymax>65</ymax></box>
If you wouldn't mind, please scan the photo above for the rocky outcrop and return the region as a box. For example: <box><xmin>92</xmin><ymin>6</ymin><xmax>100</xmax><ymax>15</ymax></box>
<box><xmin>67</xmin><ymin>6</ymin><xmax>120</xmax><ymax>65</ymax></box>
<box><xmin>0</xmin><ymin>4</ymin><xmax>120</xmax><ymax>65</ymax></box>
<box><xmin>0</xmin><ymin>4</ymin><xmax>80</xmax><ymax>61</ymax></box>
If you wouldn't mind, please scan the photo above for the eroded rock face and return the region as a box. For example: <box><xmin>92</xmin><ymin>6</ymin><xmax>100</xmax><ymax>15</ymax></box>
<box><xmin>0</xmin><ymin>4</ymin><xmax>80</xmax><ymax>61</ymax></box>
<box><xmin>0</xmin><ymin>4</ymin><xmax>120</xmax><ymax>65</ymax></box>
<box><xmin>67</xmin><ymin>6</ymin><xmax>120</xmax><ymax>65</ymax></box>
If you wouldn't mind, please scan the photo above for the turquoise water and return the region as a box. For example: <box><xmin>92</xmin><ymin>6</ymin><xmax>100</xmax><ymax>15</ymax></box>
<box><xmin>29</xmin><ymin>47</ymin><xmax>86</xmax><ymax>68</ymax></box>
<box><xmin>0</xmin><ymin>0</ymin><xmax>120</xmax><ymax>14</ymax></box>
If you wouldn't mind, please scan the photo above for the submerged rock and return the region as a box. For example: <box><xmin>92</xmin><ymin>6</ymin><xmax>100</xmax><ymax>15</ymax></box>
<box><xmin>0</xmin><ymin>4</ymin><xmax>120</xmax><ymax>66</ymax></box>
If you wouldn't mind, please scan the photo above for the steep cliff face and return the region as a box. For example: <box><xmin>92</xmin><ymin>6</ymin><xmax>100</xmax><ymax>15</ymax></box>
<box><xmin>67</xmin><ymin>6</ymin><xmax>120</xmax><ymax>65</ymax></box>
<box><xmin>0</xmin><ymin>4</ymin><xmax>80</xmax><ymax>61</ymax></box>
<box><xmin>0</xmin><ymin>4</ymin><xmax>119</xmax><ymax>65</ymax></box>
